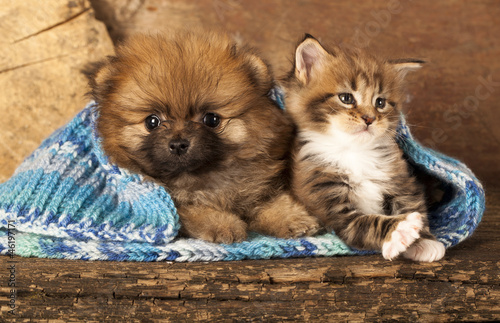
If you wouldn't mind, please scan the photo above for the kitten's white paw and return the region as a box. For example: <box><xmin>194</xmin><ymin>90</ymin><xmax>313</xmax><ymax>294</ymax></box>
<box><xmin>403</xmin><ymin>239</ymin><xmax>446</xmax><ymax>262</ymax></box>
<box><xmin>382</xmin><ymin>212</ymin><xmax>423</xmax><ymax>260</ymax></box>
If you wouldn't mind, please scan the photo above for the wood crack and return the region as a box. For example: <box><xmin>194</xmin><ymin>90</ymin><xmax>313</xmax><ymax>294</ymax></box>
<box><xmin>0</xmin><ymin>53</ymin><xmax>73</xmax><ymax>74</ymax></box>
<box><xmin>12</xmin><ymin>7</ymin><xmax>91</xmax><ymax>44</ymax></box>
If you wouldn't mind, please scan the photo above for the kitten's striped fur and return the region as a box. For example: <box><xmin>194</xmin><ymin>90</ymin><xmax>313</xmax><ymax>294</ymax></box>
<box><xmin>282</xmin><ymin>35</ymin><xmax>445</xmax><ymax>262</ymax></box>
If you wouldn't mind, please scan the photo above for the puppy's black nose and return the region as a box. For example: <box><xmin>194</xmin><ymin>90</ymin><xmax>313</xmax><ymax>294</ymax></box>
<box><xmin>169</xmin><ymin>139</ymin><xmax>190</xmax><ymax>155</ymax></box>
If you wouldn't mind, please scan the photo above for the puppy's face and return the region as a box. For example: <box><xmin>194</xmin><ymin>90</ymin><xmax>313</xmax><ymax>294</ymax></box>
<box><xmin>89</xmin><ymin>33</ymin><xmax>287</xmax><ymax>183</ymax></box>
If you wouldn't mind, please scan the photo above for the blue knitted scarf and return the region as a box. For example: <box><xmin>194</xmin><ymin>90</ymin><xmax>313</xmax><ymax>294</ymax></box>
<box><xmin>0</xmin><ymin>90</ymin><xmax>485</xmax><ymax>261</ymax></box>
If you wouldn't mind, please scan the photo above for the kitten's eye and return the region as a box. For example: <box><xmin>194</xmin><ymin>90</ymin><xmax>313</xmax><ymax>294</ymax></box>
<box><xmin>203</xmin><ymin>113</ymin><xmax>221</xmax><ymax>128</ymax></box>
<box><xmin>338</xmin><ymin>93</ymin><xmax>355</xmax><ymax>105</ymax></box>
<box><xmin>375</xmin><ymin>98</ymin><xmax>386</xmax><ymax>109</ymax></box>
<box><xmin>145</xmin><ymin>114</ymin><xmax>161</xmax><ymax>131</ymax></box>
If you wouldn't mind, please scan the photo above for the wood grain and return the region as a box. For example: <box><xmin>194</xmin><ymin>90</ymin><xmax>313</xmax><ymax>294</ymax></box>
<box><xmin>0</xmin><ymin>0</ymin><xmax>114</xmax><ymax>183</ymax></box>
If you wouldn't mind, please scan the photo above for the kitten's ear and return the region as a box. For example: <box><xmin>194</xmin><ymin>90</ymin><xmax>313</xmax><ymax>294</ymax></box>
<box><xmin>389</xmin><ymin>58</ymin><xmax>425</xmax><ymax>78</ymax></box>
<box><xmin>294</xmin><ymin>34</ymin><xmax>329</xmax><ymax>85</ymax></box>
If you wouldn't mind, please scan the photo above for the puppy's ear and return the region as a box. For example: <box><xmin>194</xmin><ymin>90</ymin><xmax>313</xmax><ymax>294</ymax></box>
<box><xmin>238</xmin><ymin>46</ymin><xmax>274</xmax><ymax>92</ymax></box>
<box><xmin>82</xmin><ymin>56</ymin><xmax>116</xmax><ymax>102</ymax></box>
<box><xmin>294</xmin><ymin>34</ymin><xmax>329</xmax><ymax>85</ymax></box>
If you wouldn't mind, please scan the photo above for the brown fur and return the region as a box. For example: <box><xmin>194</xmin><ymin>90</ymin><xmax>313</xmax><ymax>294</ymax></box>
<box><xmin>87</xmin><ymin>32</ymin><xmax>319</xmax><ymax>243</ymax></box>
<box><xmin>281</xmin><ymin>35</ymin><xmax>443</xmax><ymax>260</ymax></box>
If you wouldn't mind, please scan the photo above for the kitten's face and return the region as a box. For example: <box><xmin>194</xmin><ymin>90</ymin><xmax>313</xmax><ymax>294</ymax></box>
<box><xmin>89</xmin><ymin>33</ymin><xmax>288</xmax><ymax>183</ymax></box>
<box><xmin>284</xmin><ymin>36</ymin><xmax>422</xmax><ymax>144</ymax></box>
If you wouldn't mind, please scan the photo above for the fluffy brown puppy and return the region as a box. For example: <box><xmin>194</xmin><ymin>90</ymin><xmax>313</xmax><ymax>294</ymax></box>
<box><xmin>87</xmin><ymin>32</ymin><xmax>319</xmax><ymax>243</ymax></box>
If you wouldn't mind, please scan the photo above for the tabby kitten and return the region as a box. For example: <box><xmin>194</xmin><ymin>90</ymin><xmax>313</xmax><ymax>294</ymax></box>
<box><xmin>281</xmin><ymin>35</ymin><xmax>445</xmax><ymax>262</ymax></box>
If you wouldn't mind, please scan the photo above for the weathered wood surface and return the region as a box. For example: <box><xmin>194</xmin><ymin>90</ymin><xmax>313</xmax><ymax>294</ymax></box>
<box><xmin>0</xmin><ymin>0</ymin><xmax>114</xmax><ymax>183</ymax></box>
<box><xmin>1</xmin><ymin>187</ymin><xmax>498</xmax><ymax>321</ymax></box>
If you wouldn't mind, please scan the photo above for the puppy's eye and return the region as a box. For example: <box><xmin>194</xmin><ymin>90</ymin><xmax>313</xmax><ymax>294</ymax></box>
<box><xmin>145</xmin><ymin>114</ymin><xmax>161</xmax><ymax>130</ymax></box>
<box><xmin>202</xmin><ymin>113</ymin><xmax>221</xmax><ymax>128</ymax></box>
<box><xmin>338</xmin><ymin>93</ymin><xmax>355</xmax><ymax>105</ymax></box>
<box><xmin>375</xmin><ymin>98</ymin><xmax>386</xmax><ymax>109</ymax></box>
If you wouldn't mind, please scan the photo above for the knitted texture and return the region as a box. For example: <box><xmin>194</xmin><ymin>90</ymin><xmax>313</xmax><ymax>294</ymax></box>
<box><xmin>0</xmin><ymin>90</ymin><xmax>485</xmax><ymax>262</ymax></box>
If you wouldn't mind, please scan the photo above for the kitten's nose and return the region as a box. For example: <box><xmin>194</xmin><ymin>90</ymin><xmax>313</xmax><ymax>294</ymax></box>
<box><xmin>361</xmin><ymin>115</ymin><xmax>375</xmax><ymax>126</ymax></box>
<box><xmin>169</xmin><ymin>139</ymin><xmax>190</xmax><ymax>155</ymax></box>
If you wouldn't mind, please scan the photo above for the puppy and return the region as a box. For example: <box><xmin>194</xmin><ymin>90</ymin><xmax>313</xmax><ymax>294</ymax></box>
<box><xmin>87</xmin><ymin>32</ymin><xmax>319</xmax><ymax>243</ymax></box>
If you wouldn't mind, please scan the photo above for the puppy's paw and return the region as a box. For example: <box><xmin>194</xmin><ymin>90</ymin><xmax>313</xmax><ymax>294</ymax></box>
<box><xmin>180</xmin><ymin>207</ymin><xmax>248</xmax><ymax>244</ymax></box>
<box><xmin>201</xmin><ymin>218</ymin><xmax>248</xmax><ymax>244</ymax></box>
<box><xmin>276</xmin><ymin>214</ymin><xmax>320</xmax><ymax>239</ymax></box>
<box><xmin>382</xmin><ymin>212</ymin><xmax>423</xmax><ymax>260</ymax></box>
<box><xmin>250</xmin><ymin>194</ymin><xmax>320</xmax><ymax>238</ymax></box>
<box><xmin>403</xmin><ymin>239</ymin><xmax>446</xmax><ymax>262</ymax></box>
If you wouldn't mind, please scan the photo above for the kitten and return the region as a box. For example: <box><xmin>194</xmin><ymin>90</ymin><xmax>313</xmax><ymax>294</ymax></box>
<box><xmin>87</xmin><ymin>32</ymin><xmax>319</xmax><ymax>244</ymax></box>
<box><xmin>281</xmin><ymin>34</ymin><xmax>445</xmax><ymax>262</ymax></box>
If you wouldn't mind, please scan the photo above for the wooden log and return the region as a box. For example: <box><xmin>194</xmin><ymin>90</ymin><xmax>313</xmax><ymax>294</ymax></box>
<box><xmin>0</xmin><ymin>0</ymin><xmax>114</xmax><ymax>183</ymax></box>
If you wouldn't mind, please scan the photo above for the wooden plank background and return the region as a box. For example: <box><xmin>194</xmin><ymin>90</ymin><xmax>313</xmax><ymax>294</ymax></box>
<box><xmin>92</xmin><ymin>0</ymin><xmax>500</xmax><ymax>189</ymax></box>
<box><xmin>1</xmin><ymin>0</ymin><xmax>500</xmax><ymax>188</ymax></box>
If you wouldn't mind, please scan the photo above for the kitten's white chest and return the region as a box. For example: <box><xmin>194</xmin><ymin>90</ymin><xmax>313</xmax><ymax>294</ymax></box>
<box><xmin>300</xmin><ymin>131</ymin><xmax>394</xmax><ymax>215</ymax></box>
<box><xmin>335</xmin><ymin>148</ymin><xmax>389</xmax><ymax>214</ymax></box>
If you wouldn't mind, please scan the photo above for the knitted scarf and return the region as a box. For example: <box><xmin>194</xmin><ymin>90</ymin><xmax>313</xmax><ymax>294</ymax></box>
<box><xmin>0</xmin><ymin>90</ymin><xmax>485</xmax><ymax>261</ymax></box>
